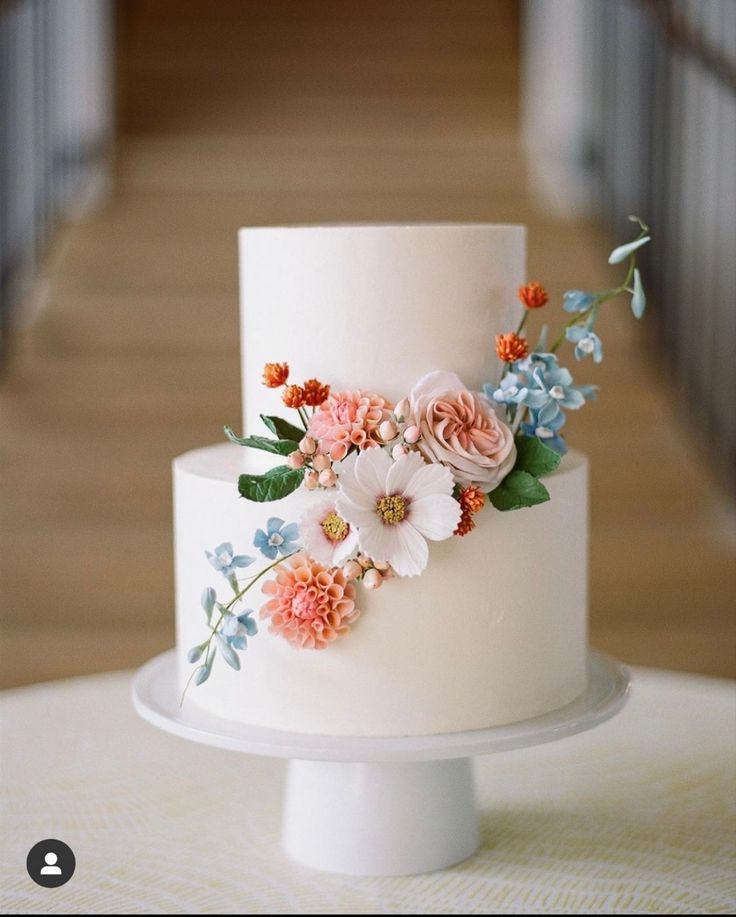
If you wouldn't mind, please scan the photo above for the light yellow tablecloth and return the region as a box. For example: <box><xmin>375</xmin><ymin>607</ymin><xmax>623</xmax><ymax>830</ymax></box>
<box><xmin>1</xmin><ymin>666</ymin><xmax>734</xmax><ymax>914</ymax></box>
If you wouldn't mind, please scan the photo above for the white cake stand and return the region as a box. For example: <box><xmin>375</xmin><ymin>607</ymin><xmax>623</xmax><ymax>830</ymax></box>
<box><xmin>132</xmin><ymin>650</ymin><xmax>630</xmax><ymax>876</ymax></box>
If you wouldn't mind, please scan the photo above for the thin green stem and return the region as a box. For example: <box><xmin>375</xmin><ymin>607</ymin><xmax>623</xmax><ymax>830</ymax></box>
<box><xmin>516</xmin><ymin>310</ymin><xmax>529</xmax><ymax>336</ymax></box>
<box><xmin>180</xmin><ymin>551</ymin><xmax>297</xmax><ymax>706</ymax></box>
<box><xmin>224</xmin><ymin>551</ymin><xmax>296</xmax><ymax>610</ymax></box>
<box><xmin>549</xmin><ymin>253</ymin><xmax>637</xmax><ymax>354</ymax></box>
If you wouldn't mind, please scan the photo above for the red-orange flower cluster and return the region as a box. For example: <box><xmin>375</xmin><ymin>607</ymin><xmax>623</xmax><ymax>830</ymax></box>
<box><xmin>454</xmin><ymin>508</ymin><xmax>475</xmax><ymax>537</ymax></box>
<box><xmin>282</xmin><ymin>384</ymin><xmax>306</xmax><ymax>409</ymax></box>
<box><xmin>495</xmin><ymin>331</ymin><xmax>529</xmax><ymax>364</ymax></box>
<box><xmin>302</xmin><ymin>378</ymin><xmax>331</xmax><ymax>407</ymax></box>
<box><xmin>460</xmin><ymin>486</ymin><xmax>486</xmax><ymax>514</ymax></box>
<box><xmin>262</xmin><ymin>362</ymin><xmax>289</xmax><ymax>388</ymax></box>
<box><xmin>517</xmin><ymin>281</ymin><xmax>549</xmax><ymax>310</ymax></box>
<box><xmin>454</xmin><ymin>485</ymin><xmax>485</xmax><ymax>536</ymax></box>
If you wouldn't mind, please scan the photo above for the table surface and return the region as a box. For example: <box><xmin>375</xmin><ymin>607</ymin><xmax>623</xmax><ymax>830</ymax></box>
<box><xmin>1</xmin><ymin>666</ymin><xmax>734</xmax><ymax>915</ymax></box>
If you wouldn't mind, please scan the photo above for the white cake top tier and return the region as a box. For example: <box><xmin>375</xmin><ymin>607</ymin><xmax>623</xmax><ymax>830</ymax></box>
<box><xmin>239</xmin><ymin>223</ymin><xmax>525</xmax><ymax>434</ymax></box>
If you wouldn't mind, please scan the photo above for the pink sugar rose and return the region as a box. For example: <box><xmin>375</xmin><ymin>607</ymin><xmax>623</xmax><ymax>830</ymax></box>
<box><xmin>260</xmin><ymin>555</ymin><xmax>359</xmax><ymax>650</ymax></box>
<box><xmin>307</xmin><ymin>389</ymin><xmax>393</xmax><ymax>462</ymax></box>
<box><xmin>406</xmin><ymin>370</ymin><xmax>516</xmax><ymax>492</ymax></box>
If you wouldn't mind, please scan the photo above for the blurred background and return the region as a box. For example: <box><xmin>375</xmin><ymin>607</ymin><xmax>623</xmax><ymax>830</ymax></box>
<box><xmin>1</xmin><ymin>0</ymin><xmax>734</xmax><ymax>688</ymax></box>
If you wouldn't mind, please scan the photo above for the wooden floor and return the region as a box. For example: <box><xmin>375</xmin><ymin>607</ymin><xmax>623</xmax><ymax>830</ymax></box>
<box><xmin>1</xmin><ymin>0</ymin><xmax>734</xmax><ymax>688</ymax></box>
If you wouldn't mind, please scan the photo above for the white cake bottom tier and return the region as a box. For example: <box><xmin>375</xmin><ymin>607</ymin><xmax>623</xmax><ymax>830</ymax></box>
<box><xmin>174</xmin><ymin>443</ymin><xmax>589</xmax><ymax>737</ymax></box>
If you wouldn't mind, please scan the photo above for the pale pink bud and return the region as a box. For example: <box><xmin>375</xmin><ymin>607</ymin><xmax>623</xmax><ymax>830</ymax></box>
<box><xmin>312</xmin><ymin>453</ymin><xmax>331</xmax><ymax>472</ymax></box>
<box><xmin>379</xmin><ymin>419</ymin><xmax>398</xmax><ymax>442</ymax></box>
<box><xmin>304</xmin><ymin>469</ymin><xmax>319</xmax><ymax>490</ymax></box>
<box><xmin>288</xmin><ymin>451</ymin><xmax>305</xmax><ymax>469</ymax></box>
<box><xmin>363</xmin><ymin>568</ymin><xmax>383</xmax><ymax>590</ymax></box>
<box><xmin>392</xmin><ymin>443</ymin><xmax>409</xmax><ymax>460</ymax></box>
<box><xmin>319</xmin><ymin>468</ymin><xmax>337</xmax><ymax>488</ymax></box>
<box><xmin>394</xmin><ymin>398</ymin><xmax>410</xmax><ymax>421</ymax></box>
<box><xmin>403</xmin><ymin>425</ymin><xmax>421</xmax><ymax>444</ymax></box>
<box><xmin>342</xmin><ymin>559</ymin><xmax>362</xmax><ymax>581</ymax></box>
<box><xmin>299</xmin><ymin>436</ymin><xmax>317</xmax><ymax>455</ymax></box>
<box><xmin>373</xmin><ymin>559</ymin><xmax>390</xmax><ymax>572</ymax></box>
<box><xmin>358</xmin><ymin>554</ymin><xmax>373</xmax><ymax>569</ymax></box>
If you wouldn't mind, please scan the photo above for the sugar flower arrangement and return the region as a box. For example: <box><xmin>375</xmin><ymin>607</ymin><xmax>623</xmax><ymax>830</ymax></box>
<box><xmin>183</xmin><ymin>219</ymin><xmax>650</xmax><ymax>695</ymax></box>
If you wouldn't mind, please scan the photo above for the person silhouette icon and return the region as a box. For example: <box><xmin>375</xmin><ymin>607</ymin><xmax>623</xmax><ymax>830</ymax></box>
<box><xmin>40</xmin><ymin>852</ymin><xmax>62</xmax><ymax>875</ymax></box>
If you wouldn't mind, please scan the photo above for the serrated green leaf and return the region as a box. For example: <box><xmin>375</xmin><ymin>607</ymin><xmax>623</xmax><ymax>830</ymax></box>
<box><xmin>260</xmin><ymin>414</ymin><xmax>306</xmax><ymax>442</ymax></box>
<box><xmin>514</xmin><ymin>435</ymin><xmax>561</xmax><ymax>477</ymax></box>
<box><xmin>238</xmin><ymin>465</ymin><xmax>305</xmax><ymax>502</ymax></box>
<box><xmin>488</xmin><ymin>470</ymin><xmax>550</xmax><ymax>511</ymax></box>
<box><xmin>224</xmin><ymin>426</ymin><xmax>299</xmax><ymax>456</ymax></box>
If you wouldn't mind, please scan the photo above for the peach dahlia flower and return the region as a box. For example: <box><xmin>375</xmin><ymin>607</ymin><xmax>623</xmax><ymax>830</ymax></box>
<box><xmin>307</xmin><ymin>389</ymin><xmax>393</xmax><ymax>462</ymax></box>
<box><xmin>260</xmin><ymin>555</ymin><xmax>359</xmax><ymax>650</ymax></box>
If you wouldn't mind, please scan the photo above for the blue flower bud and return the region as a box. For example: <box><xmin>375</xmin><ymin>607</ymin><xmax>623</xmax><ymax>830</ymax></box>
<box><xmin>187</xmin><ymin>644</ymin><xmax>204</xmax><ymax>664</ymax></box>
<box><xmin>608</xmin><ymin>235</ymin><xmax>650</xmax><ymax>264</ymax></box>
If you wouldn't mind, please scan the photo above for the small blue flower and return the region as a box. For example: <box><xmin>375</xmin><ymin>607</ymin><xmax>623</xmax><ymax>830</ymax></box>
<box><xmin>205</xmin><ymin>543</ymin><xmax>255</xmax><ymax>578</ymax></box>
<box><xmin>521</xmin><ymin>410</ymin><xmax>568</xmax><ymax>456</ymax></box>
<box><xmin>523</xmin><ymin>362</ymin><xmax>596</xmax><ymax>422</ymax></box>
<box><xmin>566</xmin><ymin>326</ymin><xmax>603</xmax><ymax>363</ymax></box>
<box><xmin>221</xmin><ymin>610</ymin><xmax>258</xmax><ymax>650</ymax></box>
<box><xmin>254</xmin><ymin>517</ymin><xmax>300</xmax><ymax>560</ymax></box>
<box><xmin>563</xmin><ymin>290</ymin><xmax>597</xmax><ymax>313</ymax></box>
<box><xmin>486</xmin><ymin>373</ymin><xmax>528</xmax><ymax>406</ymax></box>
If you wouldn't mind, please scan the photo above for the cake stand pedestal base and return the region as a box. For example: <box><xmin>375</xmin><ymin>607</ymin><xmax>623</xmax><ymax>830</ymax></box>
<box><xmin>284</xmin><ymin>757</ymin><xmax>478</xmax><ymax>875</ymax></box>
<box><xmin>132</xmin><ymin>650</ymin><xmax>629</xmax><ymax>876</ymax></box>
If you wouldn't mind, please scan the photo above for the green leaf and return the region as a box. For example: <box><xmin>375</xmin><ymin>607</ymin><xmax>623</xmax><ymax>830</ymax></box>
<box><xmin>488</xmin><ymin>470</ymin><xmax>550</xmax><ymax>511</ymax></box>
<box><xmin>238</xmin><ymin>465</ymin><xmax>305</xmax><ymax>502</ymax></box>
<box><xmin>514</xmin><ymin>435</ymin><xmax>561</xmax><ymax>477</ymax></box>
<box><xmin>224</xmin><ymin>426</ymin><xmax>299</xmax><ymax>456</ymax></box>
<box><xmin>260</xmin><ymin>414</ymin><xmax>306</xmax><ymax>442</ymax></box>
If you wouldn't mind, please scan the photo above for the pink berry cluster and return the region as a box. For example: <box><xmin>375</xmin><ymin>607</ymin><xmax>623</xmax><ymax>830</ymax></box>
<box><xmin>377</xmin><ymin>397</ymin><xmax>422</xmax><ymax>458</ymax></box>
<box><xmin>342</xmin><ymin>554</ymin><xmax>393</xmax><ymax>591</ymax></box>
<box><xmin>288</xmin><ymin>436</ymin><xmax>338</xmax><ymax>489</ymax></box>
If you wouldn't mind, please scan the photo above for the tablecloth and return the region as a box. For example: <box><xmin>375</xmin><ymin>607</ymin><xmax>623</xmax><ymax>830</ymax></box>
<box><xmin>1</xmin><ymin>666</ymin><xmax>734</xmax><ymax>914</ymax></box>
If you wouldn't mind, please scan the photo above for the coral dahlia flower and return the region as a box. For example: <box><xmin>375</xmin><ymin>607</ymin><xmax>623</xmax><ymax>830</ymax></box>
<box><xmin>261</xmin><ymin>555</ymin><xmax>359</xmax><ymax>650</ymax></box>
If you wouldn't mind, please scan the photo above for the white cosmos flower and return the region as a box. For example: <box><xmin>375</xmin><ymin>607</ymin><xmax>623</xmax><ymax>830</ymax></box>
<box><xmin>336</xmin><ymin>448</ymin><xmax>461</xmax><ymax>578</ymax></box>
<box><xmin>300</xmin><ymin>496</ymin><xmax>359</xmax><ymax>566</ymax></box>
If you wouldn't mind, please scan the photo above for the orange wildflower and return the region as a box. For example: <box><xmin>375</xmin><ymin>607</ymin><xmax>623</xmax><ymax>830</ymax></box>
<box><xmin>262</xmin><ymin>362</ymin><xmax>289</xmax><ymax>388</ymax></box>
<box><xmin>495</xmin><ymin>331</ymin><xmax>529</xmax><ymax>363</ymax></box>
<box><xmin>460</xmin><ymin>486</ymin><xmax>485</xmax><ymax>514</ymax></box>
<box><xmin>282</xmin><ymin>384</ymin><xmax>306</xmax><ymax>409</ymax></box>
<box><xmin>517</xmin><ymin>281</ymin><xmax>549</xmax><ymax>310</ymax></box>
<box><xmin>454</xmin><ymin>507</ymin><xmax>475</xmax><ymax>537</ymax></box>
<box><xmin>302</xmin><ymin>378</ymin><xmax>331</xmax><ymax>407</ymax></box>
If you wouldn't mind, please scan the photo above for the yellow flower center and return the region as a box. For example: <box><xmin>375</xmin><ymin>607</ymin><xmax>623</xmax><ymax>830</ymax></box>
<box><xmin>376</xmin><ymin>493</ymin><xmax>407</xmax><ymax>525</ymax></box>
<box><xmin>321</xmin><ymin>511</ymin><xmax>349</xmax><ymax>543</ymax></box>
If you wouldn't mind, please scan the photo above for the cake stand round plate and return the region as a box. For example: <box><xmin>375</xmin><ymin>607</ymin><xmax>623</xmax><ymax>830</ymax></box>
<box><xmin>132</xmin><ymin>650</ymin><xmax>630</xmax><ymax>876</ymax></box>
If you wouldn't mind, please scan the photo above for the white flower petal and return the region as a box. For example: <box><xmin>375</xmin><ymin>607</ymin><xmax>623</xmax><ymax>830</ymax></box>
<box><xmin>409</xmin><ymin>494</ymin><xmax>462</xmax><ymax>541</ymax></box>
<box><xmin>336</xmin><ymin>496</ymin><xmax>379</xmax><ymax>532</ymax></box>
<box><xmin>358</xmin><ymin>522</ymin><xmax>403</xmax><ymax>567</ymax></box>
<box><xmin>385</xmin><ymin>450</ymin><xmax>426</xmax><ymax>495</ymax></box>
<box><xmin>354</xmin><ymin>447</ymin><xmax>393</xmax><ymax>498</ymax></box>
<box><xmin>338</xmin><ymin>471</ymin><xmax>376</xmax><ymax>511</ymax></box>
<box><xmin>403</xmin><ymin>461</ymin><xmax>455</xmax><ymax>501</ymax></box>
<box><xmin>392</xmin><ymin>524</ymin><xmax>429</xmax><ymax>577</ymax></box>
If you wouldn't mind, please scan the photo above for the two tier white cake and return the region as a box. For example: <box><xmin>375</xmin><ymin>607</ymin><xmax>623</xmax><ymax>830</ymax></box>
<box><xmin>174</xmin><ymin>224</ymin><xmax>588</xmax><ymax>736</ymax></box>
